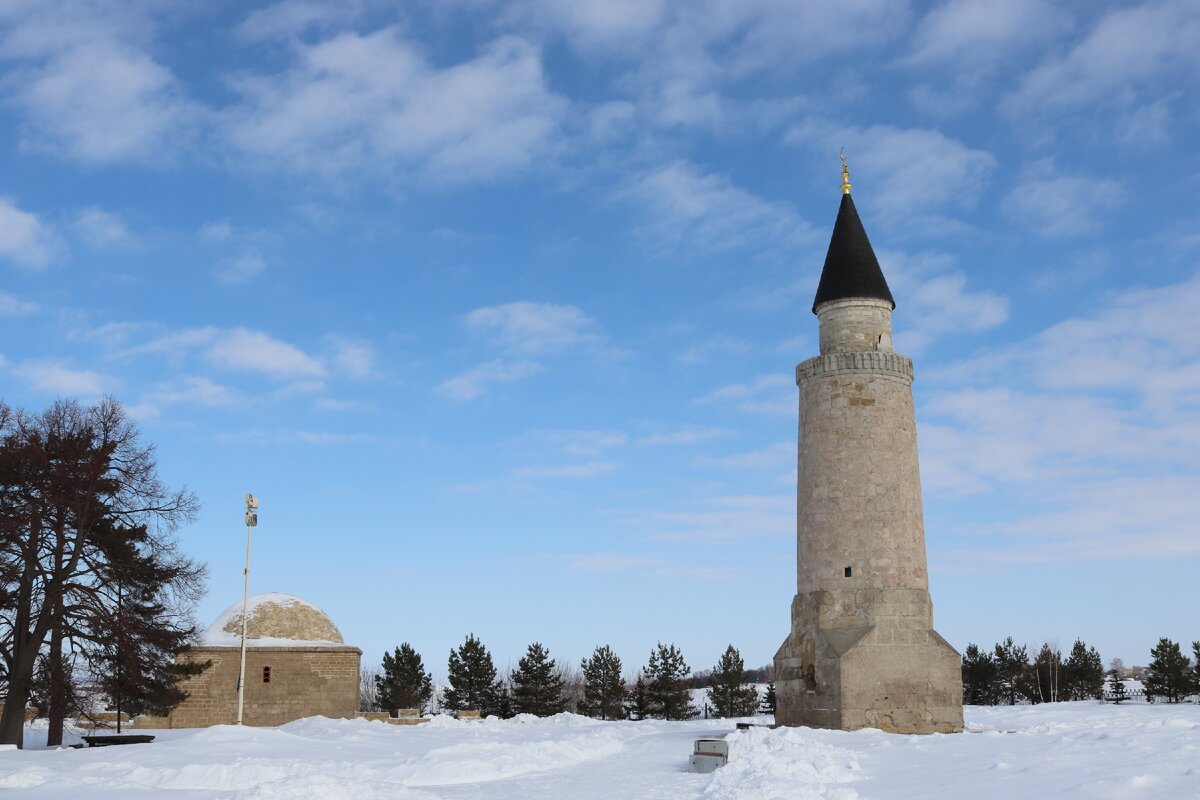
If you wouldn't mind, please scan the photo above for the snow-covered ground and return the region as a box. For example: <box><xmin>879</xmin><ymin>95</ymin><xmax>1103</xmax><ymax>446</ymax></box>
<box><xmin>4</xmin><ymin>702</ymin><xmax>1198</xmax><ymax>799</ymax></box>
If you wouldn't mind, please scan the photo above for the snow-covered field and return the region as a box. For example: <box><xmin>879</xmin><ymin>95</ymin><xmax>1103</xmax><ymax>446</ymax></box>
<box><xmin>4</xmin><ymin>703</ymin><xmax>1199</xmax><ymax>799</ymax></box>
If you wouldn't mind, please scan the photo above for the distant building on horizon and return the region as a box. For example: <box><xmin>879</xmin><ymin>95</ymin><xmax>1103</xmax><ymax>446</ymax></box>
<box><xmin>773</xmin><ymin>157</ymin><xmax>963</xmax><ymax>734</ymax></box>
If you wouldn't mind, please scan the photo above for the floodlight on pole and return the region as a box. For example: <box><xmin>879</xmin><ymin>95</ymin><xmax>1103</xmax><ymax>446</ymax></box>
<box><xmin>236</xmin><ymin>493</ymin><xmax>258</xmax><ymax>726</ymax></box>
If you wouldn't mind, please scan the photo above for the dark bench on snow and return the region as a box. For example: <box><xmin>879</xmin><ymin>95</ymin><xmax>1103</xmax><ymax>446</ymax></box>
<box><xmin>81</xmin><ymin>734</ymin><xmax>155</xmax><ymax>747</ymax></box>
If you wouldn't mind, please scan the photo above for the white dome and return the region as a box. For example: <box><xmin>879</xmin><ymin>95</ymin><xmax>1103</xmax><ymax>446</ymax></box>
<box><xmin>201</xmin><ymin>593</ymin><xmax>344</xmax><ymax>647</ymax></box>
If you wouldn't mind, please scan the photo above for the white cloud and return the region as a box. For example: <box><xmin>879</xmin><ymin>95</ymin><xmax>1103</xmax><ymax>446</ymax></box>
<box><xmin>878</xmin><ymin>249</ymin><xmax>1009</xmax><ymax>352</ymax></box>
<box><xmin>234</xmin><ymin>0</ymin><xmax>361</xmax><ymax>42</ymax></box>
<box><xmin>0</xmin><ymin>291</ymin><xmax>38</xmax><ymax>315</ymax></box>
<box><xmin>131</xmin><ymin>376</ymin><xmax>241</xmax><ymax>419</ymax></box>
<box><xmin>0</xmin><ymin>2</ymin><xmax>201</xmax><ymax>164</ymax></box>
<box><xmin>696</xmin><ymin>441</ymin><xmax>792</xmax><ymax>470</ymax></box>
<box><xmin>327</xmin><ymin>336</ymin><xmax>376</xmax><ymax>379</ymax></box>
<box><xmin>463</xmin><ymin>302</ymin><xmax>601</xmax><ymax>356</ymax></box>
<box><xmin>786</xmin><ymin>123</ymin><xmax>996</xmax><ymax>230</ymax></box>
<box><xmin>624</xmin><ymin>160</ymin><xmax>813</xmax><ymax>253</ymax></box>
<box><xmin>199</xmin><ymin>221</ymin><xmax>234</xmax><ymax>242</ymax></box>
<box><xmin>565</xmin><ymin>552</ymin><xmax>734</xmax><ymax>579</ymax></box>
<box><xmin>225</xmin><ymin>30</ymin><xmax>567</xmax><ymax>182</ymax></box>
<box><xmin>437</xmin><ymin>358</ymin><xmax>544</xmax><ymax>401</ymax></box>
<box><xmin>73</xmin><ymin>207</ymin><xmax>137</xmax><ymax>249</ymax></box>
<box><xmin>216</xmin><ymin>428</ymin><xmax>375</xmax><ymax>446</ymax></box>
<box><xmin>1003</xmin><ymin>160</ymin><xmax>1122</xmax><ymax>237</ymax></box>
<box><xmin>1002</xmin><ymin>0</ymin><xmax>1200</xmax><ymax>120</ymax></box>
<box><xmin>214</xmin><ymin>253</ymin><xmax>267</xmax><ymax>285</ymax></box>
<box><xmin>903</xmin><ymin>0</ymin><xmax>1071</xmax><ymax>69</ymax></box>
<box><xmin>677</xmin><ymin>334</ymin><xmax>752</xmax><ymax>365</ymax></box>
<box><xmin>637</xmin><ymin>426</ymin><xmax>729</xmax><ymax>446</ymax></box>
<box><xmin>637</xmin><ymin>494</ymin><xmax>793</xmax><ymax>542</ymax></box>
<box><xmin>0</xmin><ymin>196</ymin><xmax>58</xmax><ymax>269</ymax></box>
<box><xmin>12</xmin><ymin>360</ymin><xmax>110</xmax><ymax>395</ymax></box>
<box><xmin>515</xmin><ymin>461</ymin><xmax>618</xmax><ymax>479</ymax></box>
<box><xmin>516</xmin><ymin>0</ymin><xmax>909</xmax><ymax>78</ymax></box>
<box><xmin>920</xmin><ymin>270</ymin><xmax>1200</xmax><ymax>559</ymax></box>
<box><xmin>207</xmin><ymin>328</ymin><xmax>326</xmax><ymax>378</ymax></box>
<box><xmin>697</xmin><ymin>372</ymin><xmax>793</xmax><ymax>415</ymax></box>
<box><xmin>530</xmin><ymin>428</ymin><xmax>628</xmax><ymax>456</ymax></box>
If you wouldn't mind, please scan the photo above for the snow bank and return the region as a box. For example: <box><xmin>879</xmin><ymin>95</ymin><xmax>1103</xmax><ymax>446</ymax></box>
<box><xmin>705</xmin><ymin>726</ymin><xmax>862</xmax><ymax>799</ymax></box>
<box><xmin>5</xmin><ymin>703</ymin><xmax>1199</xmax><ymax>798</ymax></box>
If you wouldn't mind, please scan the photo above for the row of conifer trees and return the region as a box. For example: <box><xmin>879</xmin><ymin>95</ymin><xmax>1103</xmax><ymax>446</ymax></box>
<box><xmin>368</xmin><ymin>636</ymin><xmax>771</xmax><ymax>720</ymax></box>
<box><xmin>962</xmin><ymin>636</ymin><xmax>1200</xmax><ymax>705</ymax></box>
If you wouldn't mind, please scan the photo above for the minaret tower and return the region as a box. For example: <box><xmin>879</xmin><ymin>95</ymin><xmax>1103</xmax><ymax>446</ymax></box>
<box><xmin>773</xmin><ymin>153</ymin><xmax>963</xmax><ymax>734</ymax></box>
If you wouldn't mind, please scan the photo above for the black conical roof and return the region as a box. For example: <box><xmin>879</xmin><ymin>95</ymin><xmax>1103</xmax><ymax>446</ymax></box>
<box><xmin>812</xmin><ymin>193</ymin><xmax>894</xmax><ymax>313</ymax></box>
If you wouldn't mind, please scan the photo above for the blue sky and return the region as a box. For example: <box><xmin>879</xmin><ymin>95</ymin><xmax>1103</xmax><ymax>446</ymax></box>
<box><xmin>1</xmin><ymin>0</ymin><xmax>1197</xmax><ymax>679</ymax></box>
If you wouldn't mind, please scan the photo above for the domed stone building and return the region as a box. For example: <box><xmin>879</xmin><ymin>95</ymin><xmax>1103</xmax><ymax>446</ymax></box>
<box><xmin>138</xmin><ymin>593</ymin><xmax>361</xmax><ymax>729</ymax></box>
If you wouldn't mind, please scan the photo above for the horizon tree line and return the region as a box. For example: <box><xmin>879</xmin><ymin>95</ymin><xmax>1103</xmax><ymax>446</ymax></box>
<box><xmin>962</xmin><ymin>636</ymin><xmax>1200</xmax><ymax>705</ymax></box>
<box><xmin>363</xmin><ymin>636</ymin><xmax>774</xmax><ymax>720</ymax></box>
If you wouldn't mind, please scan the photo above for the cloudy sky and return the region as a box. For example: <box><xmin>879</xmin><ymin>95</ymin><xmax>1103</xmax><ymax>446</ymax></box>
<box><xmin>2</xmin><ymin>0</ymin><xmax>1197</xmax><ymax>678</ymax></box>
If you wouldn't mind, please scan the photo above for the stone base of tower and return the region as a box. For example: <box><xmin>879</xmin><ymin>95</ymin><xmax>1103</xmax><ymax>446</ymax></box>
<box><xmin>773</xmin><ymin>591</ymin><xmax>963</xmax><ymax>734</ymax></box>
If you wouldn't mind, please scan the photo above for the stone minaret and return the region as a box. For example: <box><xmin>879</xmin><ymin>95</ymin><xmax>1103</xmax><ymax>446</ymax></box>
<box><xmin>773</xmin><ymin>155</ymin><xmax>963</xmax><ymax>734</ymax></box>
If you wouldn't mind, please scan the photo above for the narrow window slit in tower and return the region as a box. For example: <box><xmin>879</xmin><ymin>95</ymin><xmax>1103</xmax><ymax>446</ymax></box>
<box><xmin>263</xmin><ymin>666</ymin><xmax>271</xmax><ymax>683</ymax></box>
<box><xmin>844</xmin><ymin>566</ymin><xmax>852</xmax><ymax>577</ymax></box>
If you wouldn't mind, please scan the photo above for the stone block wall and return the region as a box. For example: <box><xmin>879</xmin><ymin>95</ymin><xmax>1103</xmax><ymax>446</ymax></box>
<box><xmin>816</xmin><ymin>298</ymin><xmax>895</xmax><ymax>354</ymax></box>
<box><xmin>143</xmin><ymin>645</ymin><xmax>360</xmax><ymax>729</ymax></box>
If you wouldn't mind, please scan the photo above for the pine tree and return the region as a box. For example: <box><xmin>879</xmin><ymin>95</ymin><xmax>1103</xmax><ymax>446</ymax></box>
<box><xmin>961</xmin><ymin>643</ymin><xmax>997</xmax><ymax>705</ymax></box>
<box><xmin>1106</xmin><ymin>667</ymin><xmax>1128</xmax><ymax>702</ymax></box>
<box><xmin>759</xmin><ymin>681</ymin><xmax>777</xmax><ymax>715</ymax></box>
<box><xmin>376</xmin><ymin>643</ymin><xmax>433</xmax><ymax>714</ymax></box>
<box><xmin>442</xmin><ymin>634</ymin><xmax>502</xmax><ymax>716</ymax></box>
<box><xmin>992</xmin><ymin>637</ymin><xmax>1030</xmax><ymax>705</ymax></box>
<box><xmin>1193</xmin><ymin>642</ymin><xmax>1200</xmax><ymax>693</ymax></box>
<box><xmin>493</xmin><ymin>681</ymin><xmax>515</xmax><ymax>719</ymax></box>
<box><xmin>577</xmin><ymin>645</ymin><xmax>626</xmax><ymax>720</ymax></box>
<box><xmin>644</xmin><ymin>642</ymin><xmax>697</xmax><ymax>720</ymax></box>
<box><xmin>1062</xmin><ymin>639</ymin><xmax>1104</xmax><ymax>701</ymax></box>
<box><xmin>1030</xmin><ymin>643</ymin><xmax>1063</xmax><ymax>703</ymax></box>
<box><xmin>706</xmin><ymin>644</ymin><xmax>758</xmax><ymax>718</ymax></box>
<box><xmin>1144</xmin><ymin>637</ymin><xmax>1193</xmax><ymax>703</ymax></box>
<box><xmin>510</xmin><ymin>642</ymin><xmax>567</xmax><ymax>716</ymax></box>
<box><xmin>624</xmin><ymin>673</ymin><xmax>651</xmax><ymax>720</ymax></box>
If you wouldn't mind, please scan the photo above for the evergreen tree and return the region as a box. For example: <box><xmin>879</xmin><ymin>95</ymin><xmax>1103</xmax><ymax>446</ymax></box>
<box><xmin>624</xmin><ymin>673</ymin><xmax>651</xmax><ymax>720</ymax></box>
<box><xmin>961</xmin><ymin>643</ymin><xmax>997</xmax><ymax>705</ymax></box>
<box><xmin>1062</xmin><ymin>639</ymin><xmax>1105</xmax><ymax>701</ymax></box>
<box><xmin>1030</xmin><ymin>643</ymin><xmax>1063</xmax><ymax>703</ymax></box>
<box><xmin>493</xmin><ymin>681</ymin><xmax>515</xmax><ymax>719</ymax></box>
<box><xmin>759</xmin><ymin>681</ymin><xmax>777</xmax><ymax>715</ymax></box>
<box><xmin>510</xmin><ymin>642</ymin><xmax>567</xmax><ymax>716</ymax></box>
<box><xmin>1106</xmin><ymin>667</ymin><xmax>1128</xmax><ymax>702</ymax></box>
<box><xmin>577</xmin><ymin>645</ymin><xmax>626</xmax><ymax>720</ymax></box>
<box><xmin>1144</xmin><ymin>637</ymin><xmax>1194</xmax><ymax>703</ymax></box>
<box><xmin>442</xmin><ymin>634</ymin><xmax>502</xmax><ymax>716</ymax></box>
<box><xmin>706</xmin><ymin>644</ymin><xmax>758</xmax><ymax>718</ymax></box>
<box><xmin>992</xmin><ymin>637</ymin><xmax>1030</xmax><ymax>705</ymax></box>
<box><xmin>376</xmin><ymin>643</ymin><xmax>433</xmax><ymax>714</ymax></box>
<box><xmin>1193</xmin><ymin>641</ymin><xmax>1200</xmax><ymax>692</ymax></box>
<box><xmin>644</xmin><ymin>642</ymin><xmax>697</xmax><ymax>720</ymax></box>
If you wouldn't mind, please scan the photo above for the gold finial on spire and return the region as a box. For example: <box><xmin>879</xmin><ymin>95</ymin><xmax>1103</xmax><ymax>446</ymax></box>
<box><xmin>839</xmin><ymin>147</ymin><xmax>852</xmax><ymax>195</ymax></box>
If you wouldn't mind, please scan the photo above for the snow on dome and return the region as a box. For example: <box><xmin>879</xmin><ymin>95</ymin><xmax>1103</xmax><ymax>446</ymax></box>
<box><xmin>201</xmin><ymin>592</ymin><xmax>345</xmax><ymax>647</ymax></box>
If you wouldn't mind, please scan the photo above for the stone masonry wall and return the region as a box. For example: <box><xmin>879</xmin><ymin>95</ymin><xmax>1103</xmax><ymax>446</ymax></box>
<box><xmin>150</xmin><ymin>646</ymin><xmax>360</xmax><ymax>729</ymax></box>
<box><xmin>776</xmin><ymin>297</ymin><xmax>962</xmax><ymax>734</ymax></box>
<box><xmin>816</xmin><ymin>298</ymin><xmax>894</xmax><ymax>355</ymax></box>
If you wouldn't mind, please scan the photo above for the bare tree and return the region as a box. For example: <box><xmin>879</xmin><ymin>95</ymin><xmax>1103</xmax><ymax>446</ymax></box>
<box><xmin>359</xmin><ymin>664</ymin><xmax>381</xmax><ymax>712</ymax></box>
<box><xmin>1</xmin><ymin>399</ymin><xmax>203</xmax><ymax>747</ymax></box>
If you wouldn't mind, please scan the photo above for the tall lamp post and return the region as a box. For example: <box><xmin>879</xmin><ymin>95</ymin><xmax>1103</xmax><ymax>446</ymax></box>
<box><xmin>236</xmin><ymin>493</ymin><xmax>258</xmax><ymax>726</ymax></box>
